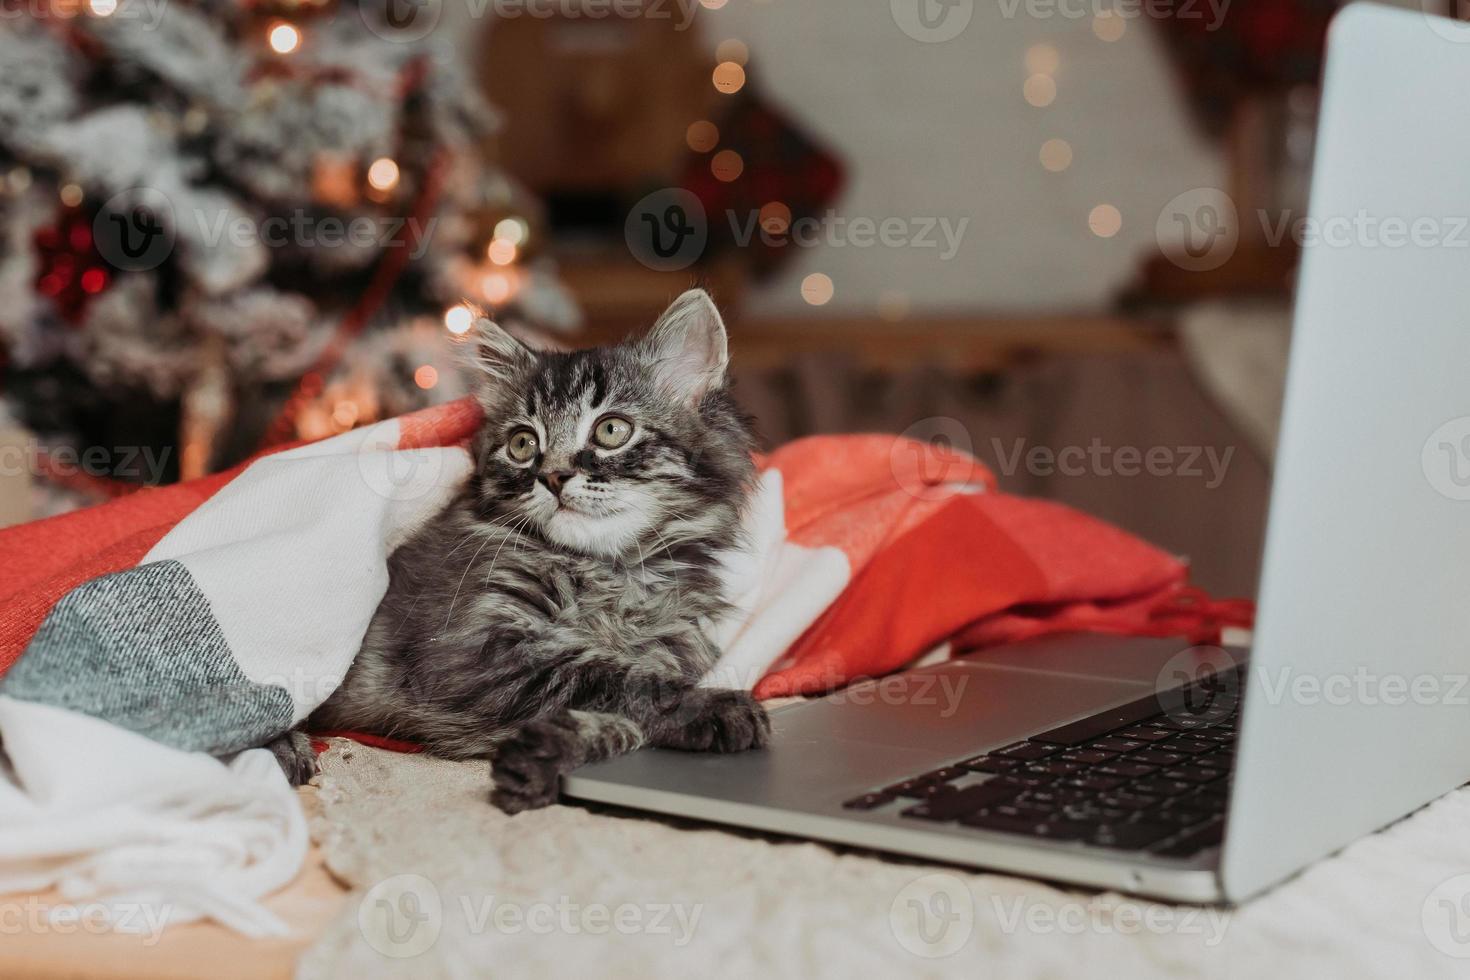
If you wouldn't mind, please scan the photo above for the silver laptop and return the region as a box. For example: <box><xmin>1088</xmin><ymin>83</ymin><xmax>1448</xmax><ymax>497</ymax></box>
<box><xmin>563</xmin><ymin>3</ymin><xmax>1470</xmax><ymax>904</ymax></box>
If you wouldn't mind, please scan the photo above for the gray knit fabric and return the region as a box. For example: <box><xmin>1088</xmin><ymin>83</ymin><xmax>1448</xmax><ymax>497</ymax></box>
<box><xmin>2</xmin><ymin>560</ymin><xmax>293</xmax><ymax>754</ymax></box>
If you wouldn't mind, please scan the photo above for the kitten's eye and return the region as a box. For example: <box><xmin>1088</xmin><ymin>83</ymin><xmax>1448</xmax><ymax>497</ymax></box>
<box><xmin>506</xmin><ymin>428</ymin><xmax>539</xmax><ymax>463</ymax></box>
<box><xmin>592</xmin><ymin>415</ymin><xmax>634</xmax><ymax>449</ymax></box>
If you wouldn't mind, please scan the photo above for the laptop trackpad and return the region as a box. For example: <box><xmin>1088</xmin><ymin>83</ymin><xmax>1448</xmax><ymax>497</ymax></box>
<box><xmin>773</xmin><ymin>633</ymin><xmax>1197</xmax><ymax>756</ymax></box>
<box><xmin>776</xmin><ymin>661</ymin><xmax>1144</xmax><ymax>757</ymax></box>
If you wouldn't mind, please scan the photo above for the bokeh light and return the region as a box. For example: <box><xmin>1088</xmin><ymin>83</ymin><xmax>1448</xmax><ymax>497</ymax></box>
<box><xmin>686</xmin><ymin>120</ymin><xmax>720</xmax><ymax>153</ymax></box>
<box><xmin>1039</xmin><ymin>138</ymin><xmax>1073</xmax><ymax>172</ymax></box>
<box><xmin>1088</xmin><ymin>204</ymin><xmax>1123</xmax><ymax>238</ymax></box>
<box><xmin>268</xmin><ymin>22</ymin><xmax>300</xmax><ymax>55</ymax></box>
<box><xmin>1093</xmin><ymin>11</ymin><xmax>1126</xmax><ymax>42</ymax></box>
<box><xmin>366</xmin><ymin>157</ymin><xmax>399</xmax><ymax>192</ymax></box>
<box><xmin>1023</xmin><ymin>74</ymin><xmax>1057</xmax><ymax>108</ymax></box>
<box><xmin>443</xmin><ymin>305</ymin><xmax>474</xmax><ymax>335</ymax></box>
<box><xmin>712</xmin><ymin>62</ymin><xmax>746</xmax><ymax>95</ymax></box>
<box><xmin>1025</xmin><ymin>43</ymin><xmax>1059</xmax><ymax>75</ymax></box>
<box><xmin>711</xmin><ymin>149</ymin><xmax>744</xmax><ymax>182</ymax></box>
<box><xmin>801</xmin><ymin>273</ymin><xmax>834</xmax><ymax>306</ymax></box>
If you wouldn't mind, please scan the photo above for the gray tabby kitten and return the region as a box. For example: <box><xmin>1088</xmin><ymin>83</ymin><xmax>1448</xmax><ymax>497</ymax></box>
<box><xmin>278</xmin><ymin>289</ymin><xmax>769</xmax><ymax>812</ymax></box>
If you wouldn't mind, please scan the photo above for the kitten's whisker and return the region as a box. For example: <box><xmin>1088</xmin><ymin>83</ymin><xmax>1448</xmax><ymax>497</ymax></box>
<box><xmin>442</xmin><ymin>534</ymin><xmax>494</xmax><ymax>630</ymax></box>
<box><xmin>441</xmin><ymin>529</ymin><xmax>480</xmax><ymax>559</ymax></box>
<box><xmin>482</xmin><ymin>513</ymin><xmax>533</xmax><ymax>585</ymax></box>
<box><xmin>645</xmin><ymin>526</ymin><xmax>686</xmax><ymax>604</ymax></box>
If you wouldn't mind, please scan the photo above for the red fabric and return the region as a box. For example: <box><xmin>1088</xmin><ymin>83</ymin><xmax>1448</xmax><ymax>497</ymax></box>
<box><xmin>310</xmin><ymin>731</ymin><xmax>424</xmax><ymax>755</ymax></box>
<box><xmin>0</xmin><ymin>468</ymin><xmax>239</xmax><ymax>676</ymax></box>
<box><xmin>748</xmin><ymin>432</ymin><xmax>1240</xmax><ymax>699</ymax></box>
<box><xmin>0</xmin><ymin>399</ymin><xmax>1253</xmax><ymax>742</ymax></box>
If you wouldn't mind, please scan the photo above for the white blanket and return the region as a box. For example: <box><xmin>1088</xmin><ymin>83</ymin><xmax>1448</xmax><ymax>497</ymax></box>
<box><xmin>0</xmin><ymin>697</ymin><xmax>307</xmax><ymax>939</ymax></box>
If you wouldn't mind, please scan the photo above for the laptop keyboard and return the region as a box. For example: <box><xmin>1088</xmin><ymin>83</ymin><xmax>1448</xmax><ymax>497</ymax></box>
<box><xmin>841</xmin><ymin>668</ymin><xmax>1242</xmax><ymax>859</ymax></box>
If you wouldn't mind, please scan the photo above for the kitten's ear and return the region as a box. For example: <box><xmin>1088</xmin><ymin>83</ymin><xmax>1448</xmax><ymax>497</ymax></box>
<box><xmin>471</xmin><ymin>316</ymin><xmax>533</xmax><ymax>387</ymax></box>
<box><xmin>639</xmin><ymin>289</ymin><xmax>729</xmax><ymax>406</ymax></box>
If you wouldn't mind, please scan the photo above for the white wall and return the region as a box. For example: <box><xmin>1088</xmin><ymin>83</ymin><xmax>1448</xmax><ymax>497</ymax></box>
<box><xmin>693</xmin><ymin>0</ymin><xmax>1225</xmax><ymax>316</ymax></box>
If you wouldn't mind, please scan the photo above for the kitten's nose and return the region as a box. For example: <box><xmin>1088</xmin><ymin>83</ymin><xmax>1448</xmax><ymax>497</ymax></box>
<box><xmin>539</xmin><ymin>470</ymin><xmax>575</xmax><ymax>496</ymax></box>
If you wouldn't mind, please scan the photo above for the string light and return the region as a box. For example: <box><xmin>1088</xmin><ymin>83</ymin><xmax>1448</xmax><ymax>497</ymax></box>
<box><xmin>487</xmin><ymin>238</ymin><xmax>517</xmax><ymax>266</ymax></box>
<box><xmin>1093</xmin><ymin>11</ymin><xmax>1126</xmax><ymax>41</ymax></box>
<box><xmin>700</xmin><ymin>0</ymin><xmax>727</xmax><ymax>8</ymax></box>
<box><xmin>481</xmin><ymin>272</ymin><xmax>514</xmax><ymax>305</ymax></box>
<box><xmin>331</xmin><ymin>400</ymin><xmax>360</xmax><ymax>429</ymax></box>
<box><xmin>366</xmin><ymin>157</ymin><xmax>400</xmax><ymax>193</ymax></box>
<box><xmin>801</xmin><ymin>273</ymin><xmax>834</xmax><ymax>306</ymax></box>
<box><xmin>443</xmin><ymin>304</ymin><xmax>474</xmax><ymax>335</ymax></box>
<box><xmin>715</xmin><ymin>39</ymin><xmax>749</xmax><ymax>65</ymax></box>
<box><xmin>1039</xmin><ymin>138</ymin><xmax>1073</xmax><ymax>172</ymax></box>
<box><xmin>686</xmin><ymin>120</ymin><xmax>719</xmax><ymax>153</ymax></box>
<box><xmin>1089</xmin><ymin>204</ymin><xmax>1122</xmax><ymax>238</ymax></box>
<box><xmin>86</xmin><ymin>0</ymin><xmax>116</xmax><ymax>16</ymax></box>
<box><xmin>492</xmin><ymin>217</ymin><xmax>528</xmax><ymax>246</ymax></box>
<box><xmin>80</xmin><ymin>268</ymin><xmax>107</xmax><ymax>293</ymax></box>
<box><xmin>759</xmin><ymin>201</ymin><xmax>792</xmax><ymax>235</ymax></box>
<box><xmin>1024</xmin><ymin>43</ymin><xmax>1059</xmax><ymax>75</ymax></box>
<box><xmin>268</xmin><ymin>22</ymin><xmax>301</xmax><ymax>55</ymax></box>
<box><xmin>59</xmin><ymin>184</ymin><xmax>83</xmax><ymax>207</ymax></box>
<box><xmin>414</xmin><ymin>365</ymin><xmax>439</xmax><ymax>390</ymax></box>
<box><xmin>1023</xmin><ymin>74</ymin><xmax>1056</xmax><ymax>108</ymax></box>
<box><xmin>712</xmin><ymin>62</ymin><xmax>746</xmax><ymax>95</ymax></box>
<box><xmin>711</xmin><ymin>149</ymin><xmax>744</xmax><ymax>182</ymax></box>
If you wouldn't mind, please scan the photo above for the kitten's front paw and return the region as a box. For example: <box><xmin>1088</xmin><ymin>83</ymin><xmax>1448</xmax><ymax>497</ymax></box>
<box><xmin>489</xmin><ymin>718</ymin><xmax>577</xmax><ymax>814</ymax></box>
<box><xmin>267</xmin><ymin>730</ymin><xmax>318</xmax><ymax>787</ymax></box>
<box><xmin>659</xmin><ymin>689</ymin><xmax>771</xmax><ymax>753</ymax></box>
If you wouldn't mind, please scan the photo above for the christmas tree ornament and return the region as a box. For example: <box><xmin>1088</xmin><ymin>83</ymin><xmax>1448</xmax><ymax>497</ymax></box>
<box><xmin>0</xmin><ymin>0</ymin><xmax>577</xmax><ymax>489</ymax></box>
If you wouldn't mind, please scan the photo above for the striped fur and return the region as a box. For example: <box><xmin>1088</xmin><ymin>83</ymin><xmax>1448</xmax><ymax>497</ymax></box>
<box><xmin>303</xmin><ymin>291</ymin><xmax>767</xmax><ymax>812</ymax></box>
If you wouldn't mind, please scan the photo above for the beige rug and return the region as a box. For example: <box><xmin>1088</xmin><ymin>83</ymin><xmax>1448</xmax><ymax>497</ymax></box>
<box><xmin>297</xmin><ymin>739</ymin><xmax>1470</xmax><ymax>979</ymax></box>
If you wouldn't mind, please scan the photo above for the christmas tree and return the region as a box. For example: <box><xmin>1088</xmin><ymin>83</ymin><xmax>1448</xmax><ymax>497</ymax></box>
<box><xmin>0</xmin><ymin>0</ymin><xmax>577</xmax><ymax>494</ymax></box>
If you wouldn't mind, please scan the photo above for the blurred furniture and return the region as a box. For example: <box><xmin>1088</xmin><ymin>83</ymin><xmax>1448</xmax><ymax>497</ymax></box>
<box><xmin>480</xmin><ymin>5</ymin><xmax>747</xmax><ymax>332</ymax></box>
<box><xmin>724</xmin><ymin>328</ymin><xmax>1270</xmax><ymax>599</ymax></box>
